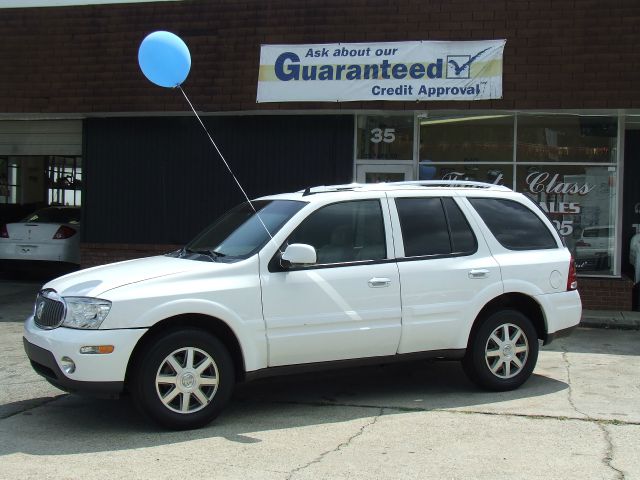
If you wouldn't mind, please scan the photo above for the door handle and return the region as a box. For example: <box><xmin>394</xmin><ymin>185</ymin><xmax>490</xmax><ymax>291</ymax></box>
<box><xmin>368</xmin><ymin>277</ymin><xmax>391</xmax><ymax>288</ymax></box>
<box><xmin>468</xmin><ymin>269</ymin><xmax>490</xmax><ymax>279</ymax></box>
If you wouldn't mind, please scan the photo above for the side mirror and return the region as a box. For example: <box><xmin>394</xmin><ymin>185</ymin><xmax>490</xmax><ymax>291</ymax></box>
<box><xmin>281</xmin><ymin>243</ymin><xmax>317</xmax><ymax>267</ymax></box>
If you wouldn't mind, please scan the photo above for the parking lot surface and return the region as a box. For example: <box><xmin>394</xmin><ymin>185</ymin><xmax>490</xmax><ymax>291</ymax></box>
<box><xmin>1</xmin><ymin>278</ymin><xmax>639</xmax><ymax>479</ymax></box>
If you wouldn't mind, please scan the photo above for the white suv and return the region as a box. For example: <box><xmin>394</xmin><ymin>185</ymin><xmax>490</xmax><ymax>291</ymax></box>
<box><xmin>23</xmin><ymin>181</ymin><xmax>582</xmax><ymax>429</ymax></box>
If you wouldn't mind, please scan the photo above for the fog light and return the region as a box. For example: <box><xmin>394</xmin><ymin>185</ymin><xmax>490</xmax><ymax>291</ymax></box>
<box><xmin>60</xmin><ymin>356</ymin><xmax>76</xmax><ymax>374</ymax></box>
<box><xmin>80</xmin><ymin>345</ymin><xmax>114</xmax><ymax>354</ymax></box>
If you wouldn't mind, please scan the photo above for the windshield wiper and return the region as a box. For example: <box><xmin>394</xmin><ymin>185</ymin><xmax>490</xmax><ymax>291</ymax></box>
<box><xmin>183</xmin><ymin>247</ymin><xmax>226</xmax><ymax>261</ymax></box>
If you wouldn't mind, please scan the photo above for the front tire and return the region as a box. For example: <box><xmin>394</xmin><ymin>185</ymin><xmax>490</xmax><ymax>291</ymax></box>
<box><xmin>130</xmin><ymin>329</ymin><xmax>235</xmax><ymax>430</ymax></box>
<box><xmin>463</xmin><ymin>309</ymin><xmax>539</xmax><ymax>391</ymax></box>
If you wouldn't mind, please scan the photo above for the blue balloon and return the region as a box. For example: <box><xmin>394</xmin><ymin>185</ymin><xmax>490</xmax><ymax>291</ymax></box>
<box><xmin>138</xmin><ymin>31</ymin><xmax>191</xmax><ymax>88</ymax></box>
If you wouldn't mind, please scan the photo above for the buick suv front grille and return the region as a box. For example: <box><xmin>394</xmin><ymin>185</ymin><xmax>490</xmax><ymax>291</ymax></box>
<box><xmin>34</xmin><ymin>290</ymin><xmax>66</xmax><ymax>329</ymax></box>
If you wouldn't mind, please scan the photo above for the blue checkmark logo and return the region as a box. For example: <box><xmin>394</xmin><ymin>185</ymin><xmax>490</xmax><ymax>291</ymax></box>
<box><xmin>446</xmin><ymin>47</ymin><xmax>491</xmax><ymax>79</ymax></box>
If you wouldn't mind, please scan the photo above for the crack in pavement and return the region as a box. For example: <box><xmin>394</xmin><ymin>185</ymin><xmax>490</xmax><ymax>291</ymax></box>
<box><xmin>562</xmin><ymin>350</ymin><xmax>587</xmax><ymax>419</ymax></box>
<box><xmin>262</xmin><ymin>398</ymin><xmax>640</xmax><ymax>427</ymax></box>
<box><xmin>562</xmin><ymin>348</ymin><xmax>626</xmax><ymax>480</ymax></box>
<box><xmin>601</xmin><ymin>423</ymin><xmax>625</xmax><ymax>480</ymax></box>
<box><xmin>285</xmin><ymin>407</ymin><xmax>384</xmax><ymax>480</ymax></box>
<box><xmin>269</xmin><ymin>396</ymin><xmax>632</xmax><ymax>479</ymax></box>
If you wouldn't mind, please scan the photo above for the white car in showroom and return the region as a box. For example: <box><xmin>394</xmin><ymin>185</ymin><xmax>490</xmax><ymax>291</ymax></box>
<box><xmin>574</xmin><ymin>225</ymin><xmax>614</xmax><ymax>271</ymax></box>
<box><xmin>23</xmin><ymin>182</ymin><xmax>581</xmax><ymax>430</ymax></box>
<box><xmin>0</xmin><ymin>206</ymin><xmax>81</xmax><ymax>272</ymax></box>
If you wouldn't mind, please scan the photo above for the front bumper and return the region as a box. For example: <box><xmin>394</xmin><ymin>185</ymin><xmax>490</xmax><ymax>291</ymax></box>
<box><xmin>24</xmin><ymin>338</ymin><xmax>123</xmax><ymax>396</ymax></box>
<box><xmin>23</xmin><ymin>315</ymin><xmax>147</xmax><ymax>395</ymax></box>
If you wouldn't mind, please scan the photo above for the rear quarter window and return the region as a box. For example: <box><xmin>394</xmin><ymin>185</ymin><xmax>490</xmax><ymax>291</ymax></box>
<box><xmin>469</xmin><ymin>197</ymin><xmax>558</xmax><ymax>250</ymax></box>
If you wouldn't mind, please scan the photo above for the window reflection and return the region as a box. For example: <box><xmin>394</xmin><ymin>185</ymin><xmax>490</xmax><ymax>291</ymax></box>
<box><xmin>516</xmin><ymin>115</ymin><xmax>617</xmax><ymax>163</ymax></box>
<box><xmin>420</xmin><ymin>114</ymin><xmax>514</xmax><ymax>163</ymax></box>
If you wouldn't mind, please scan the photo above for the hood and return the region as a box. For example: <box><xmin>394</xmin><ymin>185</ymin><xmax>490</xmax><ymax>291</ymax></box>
<box><xmin>44</xmin><ymin>255</ymin><xmax>199</xmax><ymax>297</ymax></box>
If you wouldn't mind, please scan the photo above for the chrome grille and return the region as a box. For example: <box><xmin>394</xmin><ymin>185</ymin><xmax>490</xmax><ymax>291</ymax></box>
<box><xmin>34</xmin><ymin>290</ymin><xmax>66</xmax><ymax>329</ymax></box>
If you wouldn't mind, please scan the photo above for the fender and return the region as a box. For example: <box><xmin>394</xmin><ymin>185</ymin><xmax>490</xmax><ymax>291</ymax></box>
<box><xmin>109</xmin><ymin>297</ymin><xmax>267</xmax><ymax>372</ymax></box>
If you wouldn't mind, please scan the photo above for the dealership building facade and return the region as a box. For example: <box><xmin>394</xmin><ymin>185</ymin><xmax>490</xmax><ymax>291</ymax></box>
<box><xmin>1</xmin><ymin>0</ymin><xmax>639</xmax><ymax>310</ymax></box>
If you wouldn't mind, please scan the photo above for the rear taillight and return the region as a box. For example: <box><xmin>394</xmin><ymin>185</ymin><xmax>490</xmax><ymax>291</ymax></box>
<box><xmin>0</xmin><ymin>224</ymin><xmax>8</xmax><ymax>238</ymax></box>
<box><xmin>53</xmin><ymin>225</ymin><xmax>77</xmax><ymax>239</ymax></box>
<box><xmin>567</xmin><ymin>255</ymin><xmax>578</xmax><ymax>291</ymax></box>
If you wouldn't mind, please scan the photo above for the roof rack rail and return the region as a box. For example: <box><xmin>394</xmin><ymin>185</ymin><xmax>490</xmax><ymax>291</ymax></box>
<box><xmin>300</xmin><ymin>183</ymin><xmax>361</xmax><ymax>196</ymax></box>
<box><xmin>386</xmin><ymin>180</ymin><xmax>512</xmax><ymax>191</ymax></box>
<box><xmin>298</xmin><ymin>180</ymin><xmax>511</xmax><ymax>196</ymax></box>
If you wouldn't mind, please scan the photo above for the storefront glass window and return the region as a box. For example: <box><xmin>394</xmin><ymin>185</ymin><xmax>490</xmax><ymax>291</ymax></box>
<box><xmin>356</xmin><ymin>115</ymin><xmax>413</xmax><ymax>160</ymax></box>
<box><xmin>516</xmin><ymin>114</ymin><xmax>617</xmax><ymax>163</ymax></box>
<box><xmin>47</xmin><ymin>156</ymin><xmax>82</xmax><ymax>206</ymax></box>
<box><xmin>420</xmin><ymin>114</ymin><xmax>514</xmax><ymax>163</ymax></box>
<box><xmin>418</xmin><ymin>162</ymin><xmax>512</xmax><ymax>186</ymax></box>
<box><xmin>353</xmin><ymin>111</ymin><xmax>620</xmax><ymax>277</ymax></box>
<box><xmin>516</xmin><ymin>164</ymin><xmax>617</xmax><ymax>275</ymax></box>
<box><xmin>0</xmin><ymin>157</ymin><xmax>19</xmax><ymax>204</ymax></box>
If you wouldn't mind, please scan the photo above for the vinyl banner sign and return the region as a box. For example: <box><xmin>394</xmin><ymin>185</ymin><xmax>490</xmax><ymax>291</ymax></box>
<box><xmin>257</xmin><ymin>40</ymin><xmax>506</xmax><ymax>103</ymax></box>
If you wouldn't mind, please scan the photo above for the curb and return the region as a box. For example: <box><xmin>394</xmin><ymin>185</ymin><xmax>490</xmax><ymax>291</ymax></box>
<box><xmin>580</xmin><ymin>310</ymin><xmax>640</xmax><ymax>331</ymax></box>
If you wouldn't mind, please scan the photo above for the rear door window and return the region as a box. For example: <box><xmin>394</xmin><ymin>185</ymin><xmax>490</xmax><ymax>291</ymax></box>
<box><xmin>395</xmin><ymin>197</ymin><xmax>477</xmax><ymax>257</ymax></box>
<box><xmin>469</xmin><ymin>197</ymin><xmax>558</xmax><ymax>250</ymax></box>
<box><xmin>442</xmin><ymin>197</ymin><xmax>477</xmax><ymax>254</ymax></box>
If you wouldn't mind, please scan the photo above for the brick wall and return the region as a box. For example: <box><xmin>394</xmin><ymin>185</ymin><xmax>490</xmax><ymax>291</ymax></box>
<box><xmin>577</xmin><ymin>277</ymin><xmax>635</xmax><ymax>311</ymax></box>
<box><xmin>1</xmin><ymin>0</ymin><xmax>639</xmax><ymax>114</ymax></box>
<box><xmin>80</xmin><ymin>242</ymin><xmax>635</xmax><ymax>311</ymax></box>
<box><xmin>80</xmin><ymin>243</ymin><xmax>180</xmax><ymax>268</ymax></box>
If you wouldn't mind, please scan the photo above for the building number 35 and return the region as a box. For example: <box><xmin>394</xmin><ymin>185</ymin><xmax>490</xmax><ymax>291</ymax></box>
<box><xmin>370</xmin><ymin>127</ymin><xmax>396</xmax><ymax>144</ymax></box>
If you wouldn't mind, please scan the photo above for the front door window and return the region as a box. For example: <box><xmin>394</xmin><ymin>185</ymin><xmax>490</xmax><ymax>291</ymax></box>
<box><xmin>287</xmin><ymin>200</ymin><xmax>387</xmax><ymax>264</ymax></box>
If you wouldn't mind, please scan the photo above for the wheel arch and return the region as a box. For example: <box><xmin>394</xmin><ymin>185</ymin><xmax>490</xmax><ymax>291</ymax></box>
<box><xmin>124</xmin><ymin>313</ymin><xmax>247</xmax><ymax>389</ymax></box>
<box><xmin>468</xmin><ymin>293</ymin><xmax>547</xmax><ymax>348</ymax></box>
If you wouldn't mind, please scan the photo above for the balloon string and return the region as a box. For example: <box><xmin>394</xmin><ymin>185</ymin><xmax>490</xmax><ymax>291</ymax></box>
<box><xmin>177</xmin><ymin>86</ymin><xmax>276</xmax><ymax>246</ymax></box>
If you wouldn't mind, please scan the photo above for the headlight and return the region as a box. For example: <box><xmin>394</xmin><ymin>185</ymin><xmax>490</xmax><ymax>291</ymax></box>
<box><xmin>62</xmin><ymin>297</ymin><xmax>112</xmax><ymax>329</ymax></box>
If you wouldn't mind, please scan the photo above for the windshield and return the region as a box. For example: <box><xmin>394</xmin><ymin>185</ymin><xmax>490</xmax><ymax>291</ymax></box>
<box><xmin>175</xmin><ymin>200</ymin><xmax>306</xmax><ymax>262</ymax></box>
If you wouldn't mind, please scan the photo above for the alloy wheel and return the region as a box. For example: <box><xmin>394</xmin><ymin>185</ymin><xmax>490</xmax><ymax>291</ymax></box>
<box><xmin>155</xmin><ymin>347</ymin><xmax>220</xmax><ymax>414</ymax></box>
<box><xmin>484</xmin><ymin>323</ymin><xmax>529</xmax><ymax>379</ymax></box>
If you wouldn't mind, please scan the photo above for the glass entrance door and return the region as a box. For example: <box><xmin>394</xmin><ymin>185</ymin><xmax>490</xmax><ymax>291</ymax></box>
<box><xmin>356</xmin><ymin>164</ymin><xmax>414</xmax><ymax>183</ymax></box>
<box><xmin>355</xmin><ymin>114</ymin><xmax>416</xmax><ymax>183</ymax></box>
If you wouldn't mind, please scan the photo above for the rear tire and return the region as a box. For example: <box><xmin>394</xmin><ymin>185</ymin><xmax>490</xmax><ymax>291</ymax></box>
<box><xmin>130</xmin><ymin>329</ymin><xmax>235</xmax><ymax>430</ymax></box>
<box><xmin>463</xmin><ymin>309</ymin><xmax>539</xmax><ymax>391</ymax></box>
